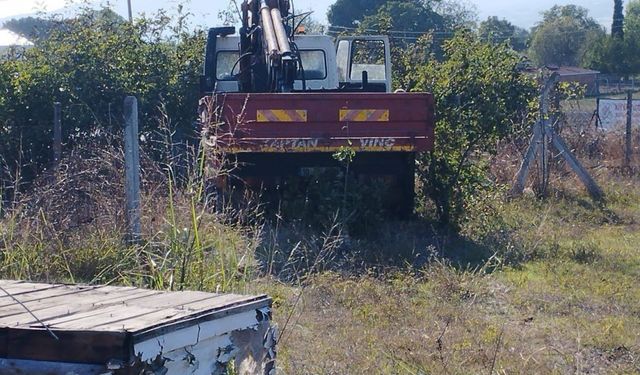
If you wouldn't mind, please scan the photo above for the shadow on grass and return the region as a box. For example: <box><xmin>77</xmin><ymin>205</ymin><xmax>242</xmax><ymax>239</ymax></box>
<box><xmin>254</xmin><ymin>215</ymin><xmax>513</xmax><ymax>283</ymax></box>
<box><xmin>549</xmin><ymin>188</ymin><xmax>621</xmax><ymax>224</ymax></box>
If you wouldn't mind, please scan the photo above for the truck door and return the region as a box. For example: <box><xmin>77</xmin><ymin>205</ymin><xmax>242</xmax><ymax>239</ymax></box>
<box><xmin>335</xmin><ymin>36</ymin><xmax>392</xmax><ymax>93</ymax></box>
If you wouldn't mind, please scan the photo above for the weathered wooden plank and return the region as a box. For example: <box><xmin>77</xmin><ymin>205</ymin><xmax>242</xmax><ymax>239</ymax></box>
<box><xmin>0</xmin><ymin>288</ymin><xmax>160</xmax><ymax>326</ymax></box>
<box><xmin>0</xmin><ymin>281</ymin><xmax>21</xmax><ymax>285</ymax></box>
<box><xmin>33</xmin><ymin>304</ymin><xmax>140</xmax><ymax>329</ymax></box>
<box><xmin>50</xmin><ymin>292</ymin><xmax>252</xmax><ymax>330</ymax></box>
<box><xmin>0</xmin><ymin>285</ymin><xmax>108</xmax><ymax>316</ymax></box>
<box><xmin>180</xmin><ymin>293</ymin><xmax>256</xmax><ymax>311</ymax></box>
<box><xmin>47</xmin><ymin>305</ymin><xmax>159</xmax><ymax>331</ymax></box>
<box><xmin>92</xmin><ymin>294</ymin><xmax>259</xmax><ymax>332</ymax></box>
<box><xmin>0</xmin><ymin>285</ymin><xmax>105</xmax><ymax>309</ymax></box>
<box><xmin>116</xmin><ymin>289</ymin><xmax>220</xmax><ymax>308</ymax></box>
<box><xmin>41</xmin><ymin>292</ymin><xmax>224</xmax><ymax>330</ymax></box>
<box><xmin>0</xmin><ymin>282</ymin><xmax>66</xmax><ymax>298</ymax></box>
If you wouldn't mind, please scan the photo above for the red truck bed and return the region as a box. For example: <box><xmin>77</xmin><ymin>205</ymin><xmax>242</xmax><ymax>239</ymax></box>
<box><xmin>204</xmin><ymin>92</ymin><xmax>435</xmax><ymax>153</ymax></box>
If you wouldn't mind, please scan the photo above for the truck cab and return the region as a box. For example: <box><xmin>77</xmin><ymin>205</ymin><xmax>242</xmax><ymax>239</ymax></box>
<box><xmin>207</xmin><ymin>32</ymin><xmax>392</xmax><ymax>93</ymax></box>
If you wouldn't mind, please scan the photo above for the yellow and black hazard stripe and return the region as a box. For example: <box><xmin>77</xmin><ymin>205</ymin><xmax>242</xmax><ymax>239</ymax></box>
<box><xmin>257</xmin><ymin>109</ymin><xmax>308</xmax><ymax>122</ymax></box>
<box><xmin>339</xmin><ymin>109</ymin><xmax>389</xmax><ymax>122</ymax></box>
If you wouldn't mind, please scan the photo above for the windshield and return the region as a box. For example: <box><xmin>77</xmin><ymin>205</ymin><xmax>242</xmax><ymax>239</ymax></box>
<box><xmin>215</xmin><ymin>50</ymin><xmax>327</xmax><ymax>81</ymax></box>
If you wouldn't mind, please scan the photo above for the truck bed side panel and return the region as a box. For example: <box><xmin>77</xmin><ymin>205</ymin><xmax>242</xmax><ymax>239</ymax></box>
<box><xmin>206</xmin><ymin>92</ymin><xmax>435</xmax><ymax>153</ymax></box>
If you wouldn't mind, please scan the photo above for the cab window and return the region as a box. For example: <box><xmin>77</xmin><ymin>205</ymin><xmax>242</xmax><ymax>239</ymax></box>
<box><xmin>298</xmin><ymin>50</ymin><xmax>327</xmax><ymax>80</ymax></box>
<box><xmin>350</xmin><ymin>40</ymin><xmax>386</xmax><ymax>81</ymax></box>
<box><xmin>216</xmin><ymin>51</ymin><xmax>238</xmax><ymax>81</ymax></box>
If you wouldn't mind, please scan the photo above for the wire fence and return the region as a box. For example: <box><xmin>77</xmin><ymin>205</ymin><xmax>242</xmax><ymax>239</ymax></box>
<box><xmin>560</xmin><ymin>93</ymin><xmax>640</xmax><ymax>174</ymax></box>
<box><xmin>598</xmin><ymin>75</ymin><xmax>640</xmax><ymax>95</ymax></box>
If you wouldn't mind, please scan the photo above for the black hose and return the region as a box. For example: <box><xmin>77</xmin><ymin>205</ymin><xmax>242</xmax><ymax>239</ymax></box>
<box><xmin>291</xmin><ymin>42</ymin><xmax>306</xmax><ymax>90</ymax></box>
<box><xmin>230</xmin><ymin>52</ymin><xmax>253</xmax><ymax>78</ymax></box>
<box><xmin>289</xmin><ymin>11</ymin><xmax>314</xmax><ymax>38</ymax></box>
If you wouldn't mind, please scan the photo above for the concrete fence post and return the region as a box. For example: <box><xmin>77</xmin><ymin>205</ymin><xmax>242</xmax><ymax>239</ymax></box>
<box><xmin>53</xmin><ymin>102</ymin><xmax>62</xmax><ymax>169</ymax></box>
<box><xmin>625</xmin><ymin>91</ymin><xmax>633</xmax><ymax>169</ymax></box>
<box><xmin>123</xmin><ymin>96</ymin><xmax>142</xmax><ymax>245</ymax></box>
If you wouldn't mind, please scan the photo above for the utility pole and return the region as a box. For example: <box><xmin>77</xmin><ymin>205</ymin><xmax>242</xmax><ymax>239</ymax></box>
<box><xmin>127</xmin><ymin>0</ymin><xmax>133</xmax><ymax>22</ymax></box>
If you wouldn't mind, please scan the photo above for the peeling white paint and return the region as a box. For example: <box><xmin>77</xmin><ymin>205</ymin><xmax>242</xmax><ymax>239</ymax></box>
<box><xmin>134</xmin><ymin>310</ymin><xmax>259</xmax><ymax>362</ymax></box>
<box><xmin>132</xmin><ymin>308</ymin><xmax>276</xmax><ymax>375</ymax></box>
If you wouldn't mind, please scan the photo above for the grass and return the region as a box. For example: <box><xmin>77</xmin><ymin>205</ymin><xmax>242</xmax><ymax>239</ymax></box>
<box><xmin>254</xmin><ymin>178</ymin><xmax>640</xmax><ymax>374</ymax></box>
<box><xmin>0</xmin><ymin>134</ymin><xmax>639</xmax><ymax>374</ymax></box>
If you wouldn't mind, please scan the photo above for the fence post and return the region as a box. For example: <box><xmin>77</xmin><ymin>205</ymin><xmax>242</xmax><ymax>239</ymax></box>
<box><xmin>53</xmin><ymin>103</ymin><xmax>62</xmax><ymax>169</ymax></box>
<box><xmin>624</xmin><ymin>91</ymin><xmax>633</xmax><ymax>169</ymax></box>
<box><xmin>595</xmin><ymin>97</ymin><xmax>600</xmax><ymax>129</ymax></box>
<box><xmin>123</xmin><ymin>96</ymin><xmax>142</xmax><ymax>245</ymax></box>
<box><xmin>510</xmin><ymin>73</ymin><xmax>558</xmax><ymax>196</ymax></box>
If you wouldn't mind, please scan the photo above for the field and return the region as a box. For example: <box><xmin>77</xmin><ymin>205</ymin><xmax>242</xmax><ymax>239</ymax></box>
<box><xmin>1</xmin><ymin>133</ymin><xmax>639</xmax><ymax>374</ymax></box>
<box><xmin>258</xmin><ymin>177</ymin><xmax>640</xmax><ymax>374</ymax></box>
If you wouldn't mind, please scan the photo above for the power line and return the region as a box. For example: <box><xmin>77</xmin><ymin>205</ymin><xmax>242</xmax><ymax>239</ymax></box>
<box><xmin>327</xmin><ymin>23</ymin><xmax>618</xmax><ymax>44</ymax></box>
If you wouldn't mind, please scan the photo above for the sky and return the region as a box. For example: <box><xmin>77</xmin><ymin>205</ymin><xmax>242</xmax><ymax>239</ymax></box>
<box><xmin>0</xmin><ymin>0</ymin><xmax>633</xmax><ymax>45</ymax></box>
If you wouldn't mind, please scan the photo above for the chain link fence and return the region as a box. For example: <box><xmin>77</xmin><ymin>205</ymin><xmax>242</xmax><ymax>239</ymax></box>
<box><xmin>560</xmin><ymin>94</ymin><xmax>640</xmax><ymax>175</ymax></box>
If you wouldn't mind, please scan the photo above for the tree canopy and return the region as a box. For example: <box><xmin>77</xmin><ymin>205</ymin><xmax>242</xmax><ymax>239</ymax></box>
<box><xmin>626</xmin><ymin>0</ymin><xmax>640</xmax><ymax>38</ymax></box>
<box><xmin>359</xmin><ymin>1</ymin><xmax>445</xmax><ymax>33</ymax></box>
<box><xmin>528</xmin><ymin>5</ymin><xmax>604</xmax><ymax>67</ymax></box>
<box><xmin>612</xmin><ymin>0</ymin><xmax>625</xmax><ymax>39</ymax></box>
<box><xmin>583</xmin><ymin>0</ymin><xmax>640</xmax><ymax>75</ymax></box>
<box><xmin>328</xmin><ymin>0</ymin><xmax>451</xmax><ymax>33</ymax></box>
<box><xmin>327</xmin><ymin>0</ymin><xmax>392</xmax><ymax>28</ymax></box>
<box><xmin>2</xmin><ymin>17</ymin><xmax>60</xmax><ymax>41</ymax></box>
<box><xmin>0</xmin><ymin>8</ymin><xmax>204</xmax><ymax>183</ymax></box>
<box><xmin>478</xmin><ymin>16</ymin><xmax>529</xmax><ymax>51</ymax></box>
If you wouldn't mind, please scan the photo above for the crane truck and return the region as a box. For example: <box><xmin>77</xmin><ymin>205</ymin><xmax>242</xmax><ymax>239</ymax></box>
<box><xmin>199</xmin><ymin>0</ymin><xmax>435</xmax><ymax>215</ymax></box>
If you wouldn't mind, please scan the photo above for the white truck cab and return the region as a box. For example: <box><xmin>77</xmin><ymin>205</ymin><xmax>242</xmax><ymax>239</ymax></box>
<box><xmin>212</xmin><ymin>34</ymin><xmax>392</xmax><ymax>93</ymax></box>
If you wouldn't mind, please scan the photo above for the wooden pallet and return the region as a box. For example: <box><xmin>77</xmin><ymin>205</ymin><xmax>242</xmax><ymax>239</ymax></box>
<box><xmin>0</xmin><ymin>280</ymin><xmax>274</xmax><ymax>374</ymax></box>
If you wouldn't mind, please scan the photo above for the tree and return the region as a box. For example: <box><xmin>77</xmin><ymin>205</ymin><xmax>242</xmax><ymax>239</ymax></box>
<box><xmin>623</xmin><ymin>0</ymin><xmax>640</xmax><ymax>73</ymax></box>
<box><xmin>328</xmin><ymin>0</ymin><xmax>449</xmax><ymax>33</ymax></box>
<box><xmin>528</xmin><ymin>5</ymin><xmax>605</xmax><ymax>66</ymax></box>
<box><xmin>2</xmin><ymin>17</ymin><xmax>59</xmax><ymax>41</ymax></box>
<box><xmin>584</xmin><ymin>0</ymin><xmax>640</xmax><ymax>76</ymax></box>
<box><xmin>359</xmin><ymin>1</ymin><xmax>445</xmax><ymax>33</ymax></box>
<box><xmin>626</xmin><ymin>0</ymin><xmax>640</xmax><ymax>38</ymax></box>
<box><xmin>478</xmin><ymin>16</ymin><xmax>529</xmax><ymax>51</ymax></box>
<box><xmin>327</xmin><ymin>0</ymin><xmax>391</xmax><ymax>28</ymax></box>
<box><xmin>409</xmin><ymin>32</ymin><xmax>537</xmax><ymax>226</ymax></box>
<box><xmin>431</xmin><ymin>0</ymin><xmax>478</xmax><ymax>30</ymax></box>
<box><xmin>0</xmin><ymin>7</ymin><xmax>205</xmax><ymax>183</ymax></box>
<box><xmin>612</xmin><ymin>0</ymin><xmax>624</xmax><ymax>39</ymax></box>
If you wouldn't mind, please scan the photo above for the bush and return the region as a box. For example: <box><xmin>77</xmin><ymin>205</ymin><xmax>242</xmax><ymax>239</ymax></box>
<box><xmin>409</xmin><ymin>31</ymin><xmax>537</xmax><ymax>226</ymax></box>
<box><xmin>0</xmin><ymin>7</ymin><xmax>204</xmax><ymax>187</ymax></box>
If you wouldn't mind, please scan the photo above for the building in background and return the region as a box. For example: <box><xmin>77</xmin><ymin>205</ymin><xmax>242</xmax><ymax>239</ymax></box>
<box><xmin>547</xmin><ymin>66</ymin><xmax>601</xmax><ymax>96</ymax></box>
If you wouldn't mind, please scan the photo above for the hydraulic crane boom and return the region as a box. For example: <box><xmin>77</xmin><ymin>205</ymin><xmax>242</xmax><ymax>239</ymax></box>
<box><xmin>239</xmin><ymin>0</ymin><xmax>299</xmax><ymax>92</ymax></box>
